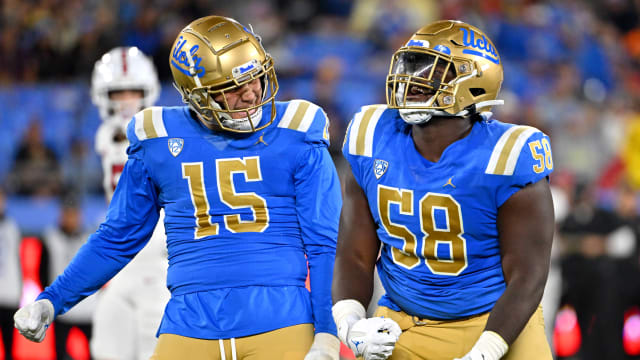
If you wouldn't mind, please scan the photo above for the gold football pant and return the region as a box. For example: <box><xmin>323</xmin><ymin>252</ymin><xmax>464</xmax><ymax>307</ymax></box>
<box><xmin>150</xmin><ymin>323</ymin><xmax>314</xmax><ymax>360</ymax></box>
<box><xmin>374</xmin><ymin>305</ymin><xmax>552</xmax><ymax>360</ymax></box>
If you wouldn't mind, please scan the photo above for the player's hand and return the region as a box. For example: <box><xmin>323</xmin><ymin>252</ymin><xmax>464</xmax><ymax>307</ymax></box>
<box><xmin>346</xmin><ymin>317</ymin><xmax>402</xmax><ymax>360</ymax></box>
<box><xmin>454</xmin><ymin>331</ymin><xmax>508</xmax><ymax>360</ymax></box>
<box><xmin>304</xmin><ymin>332</ymin><xmax>340</xmax><ymax>360</ymax></box>
<box><xmin>14</xmin><ymin>299</ymin><xmax>54</xmax><ymax>342</ymax></box>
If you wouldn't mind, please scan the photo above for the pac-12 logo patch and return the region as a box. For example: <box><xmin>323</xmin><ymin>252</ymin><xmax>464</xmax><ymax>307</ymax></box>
<box><xmin>168</xmin><ymin>138</ymin><xmax>184</xmax><ymax>157</ymax></box>
<box><xmin>374</xmin><ymin>159</ymin><xmax>389</xmax><ymax>179</ymax></box>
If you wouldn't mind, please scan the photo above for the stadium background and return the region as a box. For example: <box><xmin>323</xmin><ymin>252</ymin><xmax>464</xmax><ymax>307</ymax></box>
<box><xmin>1</xmin><ymin>0</ymin><xmax>640</xmax><ymax>359</ymax></box>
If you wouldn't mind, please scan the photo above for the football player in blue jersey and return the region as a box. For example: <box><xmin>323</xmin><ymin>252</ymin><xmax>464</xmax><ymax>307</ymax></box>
<box><xmin>14</xmin><ymin>15</ymin><xmax>341</xmax><ymax>360</ymax></box>
<box><xmin>332</xmin><ymin>20</ymin><xmax>554</xmax><ymax>360</ymax></box>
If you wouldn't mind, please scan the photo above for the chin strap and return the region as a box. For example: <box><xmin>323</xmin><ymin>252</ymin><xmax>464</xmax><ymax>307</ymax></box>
<box><xmin>399</xmin><ymin>99</ymin><xmax>504</xmax><ymax>125</ymax></box>
<box><xmin>455</xmin><ymin>99</ymin><xmax>504</xmax><ymax>117</ymax></box>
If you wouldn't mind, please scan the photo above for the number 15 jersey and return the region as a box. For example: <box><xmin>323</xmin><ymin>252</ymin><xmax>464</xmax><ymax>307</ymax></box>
<box><xmin>343</xmin><ymin>106</ymin><xmax>553</xmax><ymax>320</ymax></box>
<box><xmin>38</xmin><ymin>100</ymin><xmax>341</xmax><ymax>339</ymax></box>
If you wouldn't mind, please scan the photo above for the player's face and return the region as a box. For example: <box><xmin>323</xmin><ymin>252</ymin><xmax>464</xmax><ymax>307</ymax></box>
<box><xmin>108</xmin><ymin>89</ymin><xmax>144</xmax><ymax>120</ymax></box>
<box><xmin>392</xmin><ymin>52</ymin><xmax>457</xmax><ymax>104</ymax></box>
<box><xmin>407</xmin><ymin>63</ymin><xmax>455</xmax><ymax>101</ymax></box>
<box><xmin>109</xmin><ymin>89</ymin><xmax>144</xmax><ymax>101</ymax></box>
<box><xmin>213</xmin><ymin>78</ymin><xmax>263</xmax><ymax>119</ymax></box>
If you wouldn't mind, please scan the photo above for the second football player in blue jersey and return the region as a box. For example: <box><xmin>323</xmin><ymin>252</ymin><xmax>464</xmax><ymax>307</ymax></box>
<box><xmin>15</xmin><ymin>16</ymin><xmax>342</xmax><ymax>360</ymax></box>
<box><xmin>332</xmin><ymin>20</ymin><xmax>554</xmax><ymax>360</ymax></box>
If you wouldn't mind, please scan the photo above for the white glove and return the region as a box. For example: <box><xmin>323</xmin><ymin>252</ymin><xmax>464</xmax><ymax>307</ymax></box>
<box><xmin>454</xmin><ymin>331</ymin><xmax>508</xmax><ymax>360</ymax></box>
<box><xmin>455</xmin><ymin>348</ymin><xmax>486</xmax><ymax>360</ymax></box>
<box><xmin>14</xmin><ymin>299</ymin><xmax>55</xmax><ymax>342</ymax></box>
<box><xmin>333</xmin><ymin>299</ymin><xmax>402</xmax><ymax>360</ymax></box>
<box><xmin>347</xmin><ymin>317</ymin><xmax>402</xmax><ymax>359</ymax></box>
<box><xmin>304</xmin><ymin>332</ymin><xmax>340</xmax><ymax>360</ymax></box>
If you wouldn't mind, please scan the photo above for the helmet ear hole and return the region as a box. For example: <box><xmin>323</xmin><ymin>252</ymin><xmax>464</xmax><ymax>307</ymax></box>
<box><xmin>469</xmin><ymin>88</ymin><xmax>486</xmax><ymax>97</ymax></box>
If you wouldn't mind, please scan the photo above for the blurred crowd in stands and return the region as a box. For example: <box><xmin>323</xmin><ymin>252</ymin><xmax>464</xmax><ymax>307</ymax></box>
<box><xmin>1</xmin><ymin>0</ymin><xmax>640</xmax><ymax>358</ymax></box>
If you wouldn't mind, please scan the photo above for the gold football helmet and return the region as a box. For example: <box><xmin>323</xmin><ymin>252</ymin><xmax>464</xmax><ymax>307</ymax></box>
<box><xmin>170</xmin><ymin>16</ymin><xmax>278</xmax><ymax>132</ymax></box>
<box><xmin>386</xmin><ymin>20</ymin><xmax>504</xmax><ymax>124</ymax></box>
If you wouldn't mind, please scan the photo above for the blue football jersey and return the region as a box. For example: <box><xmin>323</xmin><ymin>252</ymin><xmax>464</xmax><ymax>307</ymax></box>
<box><xmin>38</xmin><ymin>100</ymin><xmax>341</xmax><ymax>339</ymax></box>
<box><xmin>343</xmin><ymin>105</ymin><xmax>553</xmax><ymax>320</ymax></box>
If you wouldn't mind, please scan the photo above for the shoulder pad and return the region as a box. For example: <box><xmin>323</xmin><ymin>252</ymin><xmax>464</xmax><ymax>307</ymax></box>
<box><xmin>344</xmin><ymin>105</ymin><xmax>387</xmax><ymax>157</ymax></box>
<box><xmin>127</xmin><ymin>107</ymin><xmax>168</xmax><ymax>143</ymax></box>
<box><xmin>484</xmin><ymin>125</ymin><xmax>546</xmax><ymax>176</ymax></box>
<box><xmin>277</xmin><ymin>100</ymin><xmax>330</xmax><ymax>145</ymax></box>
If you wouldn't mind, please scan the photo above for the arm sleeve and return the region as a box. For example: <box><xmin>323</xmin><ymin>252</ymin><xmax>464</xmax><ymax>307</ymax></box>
<box><xmin>294</xmin><ymin>144</ymin><xmax>342</xmax><ymax>335</ymax></box>
<box><xmin>37</xmin><ymin>154</ymin><xmax>161</xmax><ymax>316</ymax></box>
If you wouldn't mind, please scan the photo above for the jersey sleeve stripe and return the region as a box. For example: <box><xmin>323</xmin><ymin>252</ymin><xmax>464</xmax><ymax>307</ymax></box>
<box><xmin>277</xmin><ymin>100</ymin><xmax>301</xmax><ymax>129</ymax></box>
<box><xmin>135</xmin><ymin>107</ymin><xmax>167</xmax><ymax>140</ymax></box>
<box><xmin>502</xmin><ymin>127</ymin><xmax>538</xmax><ymax>175</ymax></box>
<box><xmin>143</xmin><ymin>108</ymin><xmax>158</xmax><ymax>139</ymax></box>
<box><xmin>277</xmin><ymin>100</ymin><xmax>321</xmax><ymax>132</ymax></box>
<box><xmin>493</xmin><ymin>127</ymin><xmax>527</xmax><ymax>174</ymax></box>
<box><xmin>485</xmin><ymin>126</ymin><xmax>519</xmax><ymax>173</ymax></box>
<box><xmin>151</xmin><ymin>107</ymin><xmax>168</xmax><ymax>138</ymax></box>
<box><xmin>362</xmin><ymin>107</ymin><xmax>385</xmax><ymax>157</ymax></box>
<box><xmin>134</xmin><ymin>110</ymin><xmax>147</xmax><ymax>140</ymax></box>
<box><xmin>356</xmin><ymin>107</ymin><xmax>376</xmax><ymax>155</ymax></box>
<box><xmin>485</xmin><ymin>126</ymin><xmax>537</xmax><ymax>175</ymax></box>
<box><xmin>347</xmin><ymin>110</ymin><xmax>365</xmax><ymax>155</ymax></box>
<box><xmin>297</xmin><ymin>103</ymin><xmax>320</xmax><ymax>132</ymax></box>
<box><xmin>287</xmin><ymin>101</ymin><xmax>311</xmax><ymax>131</ymax></box>
<box><xmin>349</xmin><ymin>106</ymin><xmax>385</xmax><ymax>157</ymax></box>
<box><xmin>323</xmin><ymin>113</ymin><xmax>330</xmax><ymax>141</ymax></box>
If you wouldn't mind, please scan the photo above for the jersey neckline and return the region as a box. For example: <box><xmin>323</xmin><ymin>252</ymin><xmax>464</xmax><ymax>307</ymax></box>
<box><xmin>405</xmin><ymin>119</ymin><xmax>481</xmax><ymax>168</ymax></box>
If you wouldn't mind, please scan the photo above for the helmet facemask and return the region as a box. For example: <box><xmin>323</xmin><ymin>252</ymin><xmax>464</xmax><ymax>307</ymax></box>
<box><xmin>387</xmin><ymin>49</ymin><xmax>472</xmax><ymax>124</ymax></box>
<box><xmin>387</xmin><ymin>19</ymin><xmax>507</xmax><ymax>125</ymax></box>
<box><xmin>170</xmin><ymin>16</ymin><xmax>282</xmax><ymax>133</ymax></box>
<box><xmin>104</xmin><ymin>89</ymin><xmax>145</xmax><ymax>130</ymax></box>
<box><xmin>179</xmin><ymin>56</ymin><xmax>278</xmax><ymax>133</ymax></box>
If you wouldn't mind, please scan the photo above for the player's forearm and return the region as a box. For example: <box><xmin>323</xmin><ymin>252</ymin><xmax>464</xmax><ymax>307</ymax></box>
<box><xmin>307</xmin><ymin>244</ymin><xmax>338</xmax><ymax>335</ymax></box>
<box><xmin>37</xmin><ymin>234</ymin><xmax>132</xmax><ymax>316</ymax></box>
<box><xmin>332</xmin><ymin>253</ymin><xmax>375</xmax><ymax>308</ymax></box>
<box><xmin>483</xmin><ymin>271</ymin><xmax>547</xmax><ymax>345</ymax></box>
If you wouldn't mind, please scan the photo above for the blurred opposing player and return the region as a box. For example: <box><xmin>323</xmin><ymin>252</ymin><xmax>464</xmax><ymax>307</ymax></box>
<box><xmin>332</xmin><ymin>20</ymin><xmax>554</xmax><ymax>360</ymax></box>
<box><xmin>15</xmin><ymin>16</ymin><xmax>341</xmax><ymax>360</ymax></box>
<box><xmin>90</xmin><ymin>46</ymin><xmax>170</xmax><ymax>360</ymax></box>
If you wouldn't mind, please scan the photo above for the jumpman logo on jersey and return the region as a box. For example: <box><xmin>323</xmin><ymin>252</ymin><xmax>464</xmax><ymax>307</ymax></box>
<box><xmin>255</xmin><ymin>134</ymin><xmax>268</xmax><ymax>146</ymax></box>
<box><xmin>443</xmin><ymin>177</ymin><xmax>456</xmax><ymax>188</ymax></box>
<box><xmin>351</xmin><ymin>339</ymin><xmax>363</xmax><ymax>352</ymax></box>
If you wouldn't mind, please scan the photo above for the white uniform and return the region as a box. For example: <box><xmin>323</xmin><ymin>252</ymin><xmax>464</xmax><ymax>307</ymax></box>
<box><xmin>90</xmin><ymin>122</ymin><xmax>170</xmax><ymax>360</ymax></box>
<box><xmin>0</xmin><ymin>217</ymin><xmax>21</xmax><ymax>307</ymax></box>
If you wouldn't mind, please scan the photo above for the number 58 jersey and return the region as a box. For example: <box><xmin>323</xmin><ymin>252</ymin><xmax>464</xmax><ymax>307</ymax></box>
<box><xmin>343</xmin><ymin>106</ymin><xmax>553</xmax><ymax>320</ymax></box>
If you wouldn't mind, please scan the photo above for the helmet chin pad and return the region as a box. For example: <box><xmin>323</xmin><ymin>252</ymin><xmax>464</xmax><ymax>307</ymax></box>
<box><xmin>399</xmin><ymin>109</ymin><xmax>433</xmax><ymax>124</ymax></box>
<box><xmin>220</xmin><ymin>107</ymin><xmax>263</xmax><ymax>131</ymax></box>
<box><xmin>193</xmin><ymin>103</ymin><xmax>263</xmax><ymax>132</ymax></box>
<box><xmin>397</xmin><ymin>99</ymin><xmax>447</xmax><ymax>124</ymax></box>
